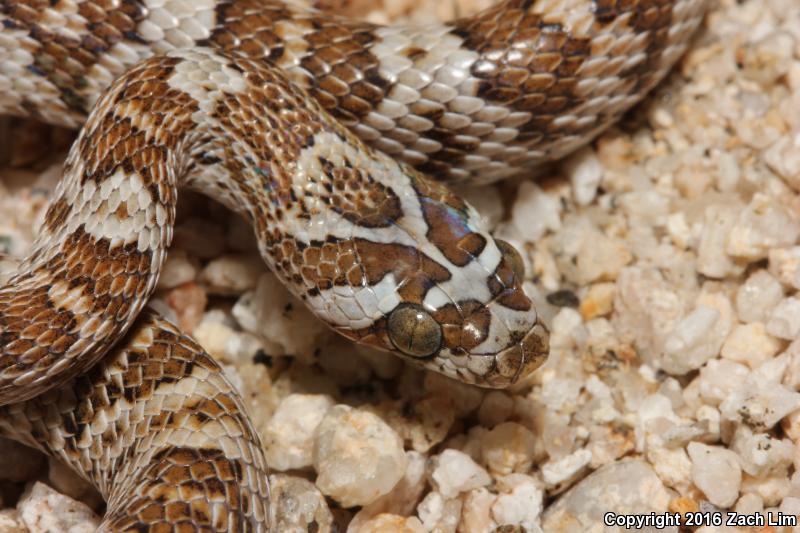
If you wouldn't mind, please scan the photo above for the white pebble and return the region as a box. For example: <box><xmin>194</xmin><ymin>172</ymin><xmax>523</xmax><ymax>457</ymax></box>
<box><xmin>429</xmin><ymin>449</ymin><xmax>491</xmax><ymax>499</ymax></box>
<box><xmin>541</xmin><ymin>460</ymin><xmax>673</xmax><ymax>529</ymax></box>
<box><xmin>416</xmin><ymin>491</ymin><xmax>461</xmax><ymax>533</ymax></box>
<box><xmin>459</xmin><ymin>488</ymin><xmax>496</xmax><ymax>533</ymax></box>
<box><xmin>18</xmin><ymin>482</ymin><xmax>100</xmax><ymax>533</ymax></box>
<box><xmin>764</xmin><ymin>134</ymin><xmax>800</xmax><ymax>191</ymax></box>
<box><xmin>313</xmin><ymin>405</ymin><xmax>407</xmax><ymax>507</ymax></box>
<box><xmin>156</xmin><ymin>249</ymin><xmax>197</xmax><ymax>289</ymax></box>
<box><xmin>687</xmin><ymin>442</ymin><xmax>742</xmax><ymax>508</ymax></box>
<box><xmin>662</xmin><ymin>306</ymin><xmax>721</xmax><ymax>375</ymax></box>
<box><xmin>727</xmin><ymin>193</ymin><xmax>800</xmax><ymax>260</ymax></box>
<box><xmin>200</xmin><ymin>253</ymin><xmax>265</xmax><ymax>294</ymax></box>
<box><xmin>697</xmin><ymin>203</ymin><xmax>745</xmax><ymax>278</ymax></box>
<box><xmin>730</xmin><ymin>426</ymin><xmax>793</xmax><ymax>478</ymax></box>
<box><xmin>491</xmin><ymin>475</ymin><xmax>544</xmax><ymax>529</ymax></box>
<box><xmin>264</xmin><ymin>394</ymin><xmax>335</xmax><ymax>471</ymax></box>
<box><xmin>564</xmin><ymin>147</ymin><xmax>604</xmax><ymax>206</ymax></box>
<box><xmin>736</xmin><ymin>270</ymin><xmax>784</xmax><ymax>323</ymax></box>
<box><xmin>766</xmin><ymin>297</ymin><xmax>800</xmax><ymax>340</ymax></box>
<box><xmin>233</xmin><ymin>273</ymin><xmax>328</xmax><ymax>359</ymax></box>
<box><xmin>720</xmin><ymin>372</ymin><xmax>800</xmax><ymax>430</ymax></box>
<box><xmin>540</xmin><ymin>449</ymin><xmax>592</xmax><ymax>490</ymax></box>
<box><xmin>768</xmin><ymin>247</ymin><xmax>800</xmax><ymax>290</ymax></box>
<box><xmin>720</xmin><ymin>322</ymin><xmax>782</xmax><ymax>369</ymax></box>
<box><xmin>0</xmin><ymin>510</ymin><xmax>26</xmax><ymax>533</ymax></box>
<box><xmin>269</xmin><ymin>475</ymin><xmax>333</xmax><ymax>532</ymax></box>
<box><xmin>480</xmin><ymin>422</ymin><xmax>538</xmax><ymax>475</ymax></box>
<box><xmin>511</xmin><ymin>182</ymin><xmax>561</xmax><ymax>242</ymax></box>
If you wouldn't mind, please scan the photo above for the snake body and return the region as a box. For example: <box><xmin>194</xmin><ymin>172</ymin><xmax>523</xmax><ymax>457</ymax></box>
<box><xmin>0</xmin><ymin>0</ymin><xmax>706</xmax><ymax>530</ymax></box>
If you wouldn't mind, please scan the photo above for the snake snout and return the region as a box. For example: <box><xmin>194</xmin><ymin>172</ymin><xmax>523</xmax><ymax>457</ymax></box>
<box><xmin>485</xmin><ymin>319</ymin><xmax>550</xmax><ymax>387</ymax></box>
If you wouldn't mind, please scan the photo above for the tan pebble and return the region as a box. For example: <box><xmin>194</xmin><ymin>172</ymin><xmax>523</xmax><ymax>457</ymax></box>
<box><xmin>165</xmin><ymin>282</ymin><xmax>208</xmax><ymax>332</ymax></box>
<box><xmin>579</xmin><ymin>283</ymin><xmax>616</xmax><ymax>320</ymax></box>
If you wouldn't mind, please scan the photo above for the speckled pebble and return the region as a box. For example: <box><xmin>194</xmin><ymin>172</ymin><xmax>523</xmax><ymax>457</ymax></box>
<box><xmin>269</xmin><ymin>475</ymin><xmax>333</xmax><ymax>533</ymax></box>
<box><xmin>17</xmin><ymin>482</ymin><xmax>100</xmax><ymax>533</ymax></box>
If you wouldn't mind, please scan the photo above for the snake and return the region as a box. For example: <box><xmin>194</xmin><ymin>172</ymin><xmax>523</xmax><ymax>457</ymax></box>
<box><xmin>0</xmin><ymin>0</ymin><xmax>707</xmax><ymax>530</ymax></box>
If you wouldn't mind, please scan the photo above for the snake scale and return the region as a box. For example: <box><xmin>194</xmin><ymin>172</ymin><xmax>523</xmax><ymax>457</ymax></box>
<box><xmin>0</xmin><ymin>0</ymin><xmax>707</xmax><ymax>530</ymax></box>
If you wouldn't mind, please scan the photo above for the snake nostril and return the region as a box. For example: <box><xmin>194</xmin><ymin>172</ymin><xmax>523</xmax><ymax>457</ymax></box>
<box><xmin>387</xmin><ymin>304</ymin><xmax>442</xmax><ymax>358</ymax></box>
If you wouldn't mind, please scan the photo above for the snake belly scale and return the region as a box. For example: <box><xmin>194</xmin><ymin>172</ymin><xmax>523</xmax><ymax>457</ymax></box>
<box><xmin>0</xmin><ymin>0</ymin><xmax>706</xmax><ymax>530</ymax></box>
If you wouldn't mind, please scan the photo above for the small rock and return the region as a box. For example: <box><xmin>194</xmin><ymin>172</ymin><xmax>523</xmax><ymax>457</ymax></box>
<box><xmin>736</xmin><ymin>270</ymin><xmax>784</xmax><ymax>323</ymax></box>
<box><xmin>18</xmin><ymin>482</ymin><xmax>100</xmax><ymax>533</ymax></box>
<box><xmin>765</xmin><ymin>134</ymin><xmax>800</xmax><ymax>191</ymax></box>
<box><xmin>540</xmin><ymin>449</ymin><xmax>592</xmax><ymax>491</ymax></box>
<box><xmin>0</xmin><ymin>509</ymin><xmax>26</xmax><ymax>533</ymax></box>
<box><xmin>313</xmin><ymin>405</ymin><xmax>407</xmax><ymax>507</ymax></box>
<box><xmin>459</xmin><ymin>488</ymin><xmax>496</xmax><ymax>533</ymax></box>
<box><xmin>542</xmin><ymin>460</ymin><xmax>675</xmax><ymax>531</ymax></box>
<box><xmin>351</xmin><ymin>451</ymin><xmax>427</xmax><ymax>527</ymax></box>
<box><xmin>200</xmin><ymin>253</ymin><xmax>265</xmax><ymax>294</ymax></box>
<box><xmin>416</xmin><ymin>491</ymin><xmax>461</xmax><ymax>533</ymax></box>
<box><xmin>374</xmin><ymin>396</ymin><xmax>456</xmax><ymax>453</ymax></box>
<box><xmin>165</xmin><ymin>282</ymin><xmax>207</xmax><ymax>332</ymax></box>
<box><xmin>579</xmin><ymin>283</ymin><xmax>616</xmax><ymax>320</ymax></box>
<box><xmin>613</xmin><ymin>267</ymin><xmax>685</xmax><ymax>367</ymax></box>
<box><xmin>647</xmin><ymin>446</ymin><xmax>693</xmax><ymax>495</ymax></box>
<box><xmin>730</xmin><ymin>426</ymin><xmax>793</xmax><ymax>478</ymax></box>
<box><xmin>766</xmin><ymin>297</ymin><xmax>800</xmax><ymax>340</ymax></box>
<box><xmin>697</xmin><ymin>203</ymin><xmax>745</xmax><ymax>279</ymax></box>
<box><xmin>264</xmin><ymin>394</ymin><xmax>335</xmax><ymax>471</ymax></box>
<box><xmin>353</xmin><ymin>513</ymin><xmax>426</xmax><ymax>533</ymax></box>
<box><xmin>720</xmin><ymin>322</ymin><xmax>782</xmax><ymax>369</ymax></box>
<box><xmin>268</xmin><ymin>475</ymin><xmax>333</xmax><ymax>533</ymax></box>
<box><xmin>233</xmin><ymin>273</ymin><xmax>328</xmax><ymax>360</ymax></box>
<box><xmin>697</xmin><ymin>359</ymin><xmax>750</xmax><ymax>406</ymax></box>
<box><xmin>662</xmin><ymin>307</ymin><xmax>720</xmax><ymax>375</ymax></box>
<box><xmin>565</xmin><ymin>147</ymin><xmax>604</xmax><ymax>206</ymax></box>
<box><xmin>720</xmin><ymin>376</ymin><xmax>800</xmax><ymax>430</ymax></box>
<box><xmin>429</xmin><ymin>449</ymin><xmax>491</xmax><ymax>499</ymax></box>
<box><xmin>511</xmin><ymin>182</ymin><xmax>561</xmax><ymax>242</ymax></box>
<box><xmin>727</xmin><ymin>193</ymin><xmax>800</xmax><ymax>260</ymax></box>
<box><xmin>491</xmin><ymin>475</ymin><xmax>544</xmax><ymax>530</ymax></box>
<box><xmin>734</xmin><ymin>493</ymin><xmax>763</xmax><ymax>514</ymax></box>
<box><xmin>768</xmin><ymin>247</ymin><xmax>800</xmax><ymax>290</ymax></box>
<box><xmin>481</xmin><ymin>422</ymin><xmax>538</xmax><ymax>475</ymax></box>
<box><xmin>687</xmin><ymin>443</ymin><xmax>741</xmax><ymax>508</ymax></box>
<box><xmin>156</xmin><ymin>250</ymin><xmax>197</xmax><ymax>289</ymax></box>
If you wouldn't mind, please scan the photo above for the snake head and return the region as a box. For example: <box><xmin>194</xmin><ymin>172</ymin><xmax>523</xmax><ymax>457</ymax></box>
<box><xmin>328</xmin><ymin>172</ymin><xmax>550</xmax><ymax>388</ymax></box>
<box><xmin>274</xmin><ymin>131</ymin><xmax>548</xmax><ymax>387</ymax></box>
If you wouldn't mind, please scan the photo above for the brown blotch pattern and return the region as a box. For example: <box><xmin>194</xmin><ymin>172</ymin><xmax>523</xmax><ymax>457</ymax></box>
<box><xmin>0</xmin><ymin>311</ymin><xmax>270</xmax><ymax>532</ymax></box>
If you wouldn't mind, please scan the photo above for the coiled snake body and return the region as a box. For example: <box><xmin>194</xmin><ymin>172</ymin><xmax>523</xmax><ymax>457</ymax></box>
<box><xmin>0</xmin><ymin>0</ymin><xmax>706</xmax><ymax>530</ymax></box>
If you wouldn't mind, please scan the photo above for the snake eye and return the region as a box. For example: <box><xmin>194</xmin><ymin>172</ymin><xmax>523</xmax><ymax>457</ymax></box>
<box><xmin>495</xmin><ymin>239</ymin><xmax>525</xmax><ymax>281</ymax></box>
<box><xmin>387</xmin><ymin>304</ymin><xmax>442</xmax><ymax>358</ymax></box>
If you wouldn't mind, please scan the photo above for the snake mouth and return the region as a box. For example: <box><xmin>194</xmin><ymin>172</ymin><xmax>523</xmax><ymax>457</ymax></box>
<box><xmin>482</xmin><ymin>320</ymin><xmax>550</xmax><ymax>388</ymax></box>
